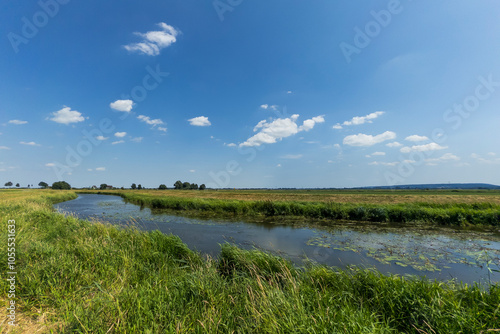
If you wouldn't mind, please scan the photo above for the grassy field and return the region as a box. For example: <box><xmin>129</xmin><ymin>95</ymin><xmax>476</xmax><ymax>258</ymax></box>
<box><xmin>83</xmin><ymin>188</ymin><xmax>500</xmax><ymax>205</ymax></box>
<box><xmin>1</xmin><ymin>189</ymin><xmax>500</xmax><ymax>333</ymax></box>
<box><xmin>80</xmin><ymin>189</ymin><xmax>500</xmax><ymax>226</ymax></box>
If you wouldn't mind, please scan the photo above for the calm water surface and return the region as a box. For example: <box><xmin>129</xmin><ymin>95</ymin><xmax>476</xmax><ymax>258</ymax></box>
<box><xmin>54</xmin><ymin>194</ymin><xmax>500</xmax><ymax>285</ymax></box>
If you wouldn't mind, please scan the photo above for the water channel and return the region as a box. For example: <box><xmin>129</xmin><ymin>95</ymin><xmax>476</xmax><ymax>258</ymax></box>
<box><xmin>54</xmin><ymin>194</ymin><xmax>500</xmax><ymax>285</ymax></box>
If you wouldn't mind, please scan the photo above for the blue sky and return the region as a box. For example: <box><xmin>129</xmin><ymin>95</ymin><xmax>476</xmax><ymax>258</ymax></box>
<box><xmin>1</xmin><ymin>0</ymin><xmax>499</xmax><ymax>188</ymax></box>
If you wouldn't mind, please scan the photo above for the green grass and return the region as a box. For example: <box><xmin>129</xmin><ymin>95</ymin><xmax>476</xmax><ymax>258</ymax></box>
<box><xmin>1</xmin><ymin>189</ymin><xmax>500</xmax><ymax>332</ymax></box>
<box><xmin>84</xmin><ymin>190</ymin><xmax>500</xmax><ymax>226</ymax></box>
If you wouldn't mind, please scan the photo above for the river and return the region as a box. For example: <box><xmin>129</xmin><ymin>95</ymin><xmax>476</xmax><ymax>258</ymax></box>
<box><xmin>54</xmin><ymin>194</ymin><xmax>500</xmax><ymax>285</ymax></box>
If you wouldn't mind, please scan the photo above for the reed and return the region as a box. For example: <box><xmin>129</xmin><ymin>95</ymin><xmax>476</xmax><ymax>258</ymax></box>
<box><xmin>86</xmin><ymin>190</ymin><xmax>500</xmax><ymax>226</ymax></box>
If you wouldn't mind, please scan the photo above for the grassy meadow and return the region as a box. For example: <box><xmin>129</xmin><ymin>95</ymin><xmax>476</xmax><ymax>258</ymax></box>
<box><xmin>1</xmin><ymin>188</ymin><xmax>500</xmax><ymax>333</ymax></box>
<box><xmin>81</xmin><ymin>188</ymin><xmax>500</xmax><ymax>226</ymax></box>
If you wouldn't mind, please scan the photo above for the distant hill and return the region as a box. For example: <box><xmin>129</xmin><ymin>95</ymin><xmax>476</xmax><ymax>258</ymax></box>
<box><xmin>360</xmin><ymin>183</ymin><xmax>500</xmax><ymax>190</ymax></box>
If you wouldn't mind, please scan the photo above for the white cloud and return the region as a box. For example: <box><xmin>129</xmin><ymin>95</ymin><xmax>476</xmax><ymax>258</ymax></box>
<box><xmin>112</xmin><ymin>140</ymin><xmax>125</xmax><ymax>145</ymax></box>
<box><xmin>224</xmin><ymin>143</ymin><xmax>237</xmax><ymax>147</ymax></box>
<box><xmin>0</xmin><ymin>146</ymin><xmax>11</xmax><ymax>150</ymax></box>
<box><xmin>20</xmin><ymin>141</ymin><xmax>40</xmax><ymax>146</ymax></box>
<box><xmin>372</xmin><ymin>152</ymin><xmax>386</xmax><ymax>156</ymax></box>
<box><xmin>110</xmin><ymin>100</ymin><xmax>134</xmax><ymax>112</ymax></box>
<box><xmin>45</xmin><ymin>163</ymin><xmax>55</xmax><ymax>167</ymax></box>
<box><xmin>287</xmin><ymin>91</ymin><xmax>292</xmax><ymax>94</ymax></box>
<box><xmin>97</xmin><ymin>136</ymin><xmax>108</xmax><ymax>141</ymax></box>
<box><xmin>124</xmin><ymin>22</ymin><xmax>180</xmax><ymax>56</ymax></box>
<box><xmin>488</xmin><ymin>152</ymin><xmax>496</xmax><ymax>156</ymax></box>
<box><xmin>280</xmin><ymin>154</ymin><xmax>303</xmax><ymax>159</ymax></box>
<box><xmin>239</xmin><ymin>114</ymin><xmax>324</xmax><ymax>147</ymax></box>
<box><xmin>49</xmin><ymin>106</ymin><xmax>85</xmax><ymax>125</ymax></box>
<box><xmin>158</xmin><ymin>127</ymin><xmax>167</xmax><ymax>132</ymax></box>
<box><xmin>137</xmin><ymin>115</ymin><xmax>165</xmax><ymax>130</ymax></box>
<box><xmin>114</xmin><ymin>132</ymin><xmax>127</xmax><ymax>138</ymax></box>
<box><xmin>96</xmin><ymin>167</ymin><xmax>106</xmax><ymax>171</ymax></box>
<box><xmin>342</xmin><ymin>111</ymin><xmax>385</xmax><ymax>127</ymax></box>
<box><xmin>400</xmin><ymin>143</ymin><xmax>448</xmax><ymax>153</ymax></box>
<box><xmin>471</xmin><ymin>153</ymin><xmax>500</xmax><ymax>164</ymax></box>
<box><xmin>425</xmin><ymin>153</ymin><xmax>460</xmax><ymax>165</ymax></box>
<box><xmin>276</xmin><ymin>164</ymin><xmax>282</xmax><ymax>167</ymax></box>
<box><xmin>131</xmin><ymin>137</ymin><xmax>143</xmax><ymax>143</ymax></box>
<box><xmin>405</xmin><ymin>135</ymin><xmax>429</xmax><ymax>142</ymax></box>
<box><xmin>343</xmin><ymin>131</ymin><xmax>396</xmax><ymax>147</ymax></box>
<box><xmin>332</xmin><ymin>124</ymin><xmax>343</xmax><ymax>130</ymax></box>
<box><xmin>386</xmin><ymin>141</ymin><xmax>403</xmax><ymax>148</ymax></box>
<box><xmin>260</xmin><ymin>104</ymin><xmax>278</xmax><ymax>111</ymax></box>
<box><xmin>87</xmin><ymin>169</ymin><xmax>93</xmax><ymax>172</ymax></box>
<box><xmin>299</xmin><ymin>116</ymin><xmax>325</xmax><ymax>132</ymax></box>
<box><xmin>8</xmin><ymin>120</ymin><xmax>28</xmax><ymax>125</ymax></box>
<box><xmin>189</xmin><ymin>169</ymin><xmax>196</xmax><ymax>173</ymax></box>
<box><xmin>188</xmin><ymin>116</ymin><xmax>211</xmax><ymax>127</ymax></box>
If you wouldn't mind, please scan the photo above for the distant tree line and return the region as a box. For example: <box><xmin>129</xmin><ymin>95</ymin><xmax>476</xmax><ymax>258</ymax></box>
<box><xmin>173</xmin><ymin>180</ymin><xmax>205</xmax><ymax>190</ymax></box>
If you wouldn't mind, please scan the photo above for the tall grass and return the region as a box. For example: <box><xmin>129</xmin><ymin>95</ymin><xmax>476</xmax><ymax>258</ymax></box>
<box><xmin>1</xmin><ymin>190</ymin><xmax>499</xmax><ymax>332</ymax></box>
<box><xmin>86</xmin><ymin>190</ymin><xmax>500</xmax><ymax>226</ymax></box>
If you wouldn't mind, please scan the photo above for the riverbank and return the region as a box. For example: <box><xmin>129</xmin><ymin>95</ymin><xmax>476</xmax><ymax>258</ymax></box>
<box><xmin>79</xmin><ymin>189</ymin><xmax>500</xmax><ymax>226</ymax></box>
<box><xmin>1</xmin><ymin>189</ymin><xmax>499</xmax><ymax>332</ymax></box>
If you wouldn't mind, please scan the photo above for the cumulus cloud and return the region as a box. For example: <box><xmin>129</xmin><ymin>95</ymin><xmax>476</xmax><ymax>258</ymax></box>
<box><xmin>20</xmin><ymin>141</ymin><xmax>40</xmax><ymax>146</ymax></box>
<box><xmin>158</xmin><ymin>127</ymin><xmax>167</xmax><ymax>132</ymax></box>
<box><xmin>45</xmin><ymin>163</ymin><xmax>55</xmax><ymax>167</ymax></box>
<box><xmin>137</xmin><ymin>115</ymin><xmax>164</xmax><ymax>128</ymax></box>
<box><xmin>8</xmin><ymin>120</ymin><xmax>28</xmax><ymax>125</ymax></box>
<box><xmin>343</xmin><ymin>131</ymin><xmax>396</xmax><ymax>147</ymax></box>
<box><xmin>367</xmin><ymin>152</ymin><xmax>386</xmax><ymax>158</ymax></box>
<box><xmin>470</xmin><ymin>153</ymin><xmax>500</xmax><ymax>164</ymax></box>
<box><xmin>260</xmin><ymin>104</ymin><xmax>278</xmax><ymax>110</ymax></box>
<box><xmin>95</xmin><ymin>167</ymin><xmax>106</xmax><ymax>171</ymax></box>
<box><xmin>97</xmin><ymin>136</ymin><xmax>108</xmax><ymax>141</ymax></box>
<box><xmin>131</xmin><ymin>137</ymin><xmax>143</xmax><ymax>143</ymax></box>
<box><xmin>49</xmin><ymin>106</ymin><xmax>85</xmax><ymax>125</ymax></box>
<box><xmin>110</xmin><ymin>100</ymin><xmax>134</xmax><ymax>112</ymax></box>
<box><xmin>405</xmin><ymin>135</ymin><xmax>429</xmax><ymax>142</ymax></box>
<box><xmin>188</xmin><ymin>116</ymin><xmax>211</xmax><ymax>127</ymax></box>
<box><xmin>224</xmin><ymin>143</ymin><xmax>237</xmax><ymax>147</ymax></box>
<box><xmin>114</xmin><ymin>132</ymin><xmax>127</xmax><ymax>138</ymax></box>
<box><xmin>299</xmin><ymin>116</ymin><xmax>325</xmax><ymax>131</ymax></box>
<box><xmin>112</xmin><ymin>140</ymin><xmax>125</xmax><ymax>145</ymax></box>
<box><xmin>425</xmin><ymin>153</ymin><xmax>460</xmax><ymax>165</ymax></box>
<box><xmin>124</xmin><ymin>22</ymin><xmax>180</xmax><ymax>56</ymax></box>
<box><xmin>386</xmin><ymin>141</ymin><xmax>403</xmax><ymax>148</ymax></box>
<box><xmin>335</xmin><ymin>111</ymin><xmax>385</xmax><ymax>130</ymax></box>
<box><xmin>400</xmin><ymin>143</ymin><xmax>448</xmax><ymax>153</ymax></box>
<box><xmin>239</xmin><ymin>114</ymin><xmax>325</xmax><ymax>147</ymax></box>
